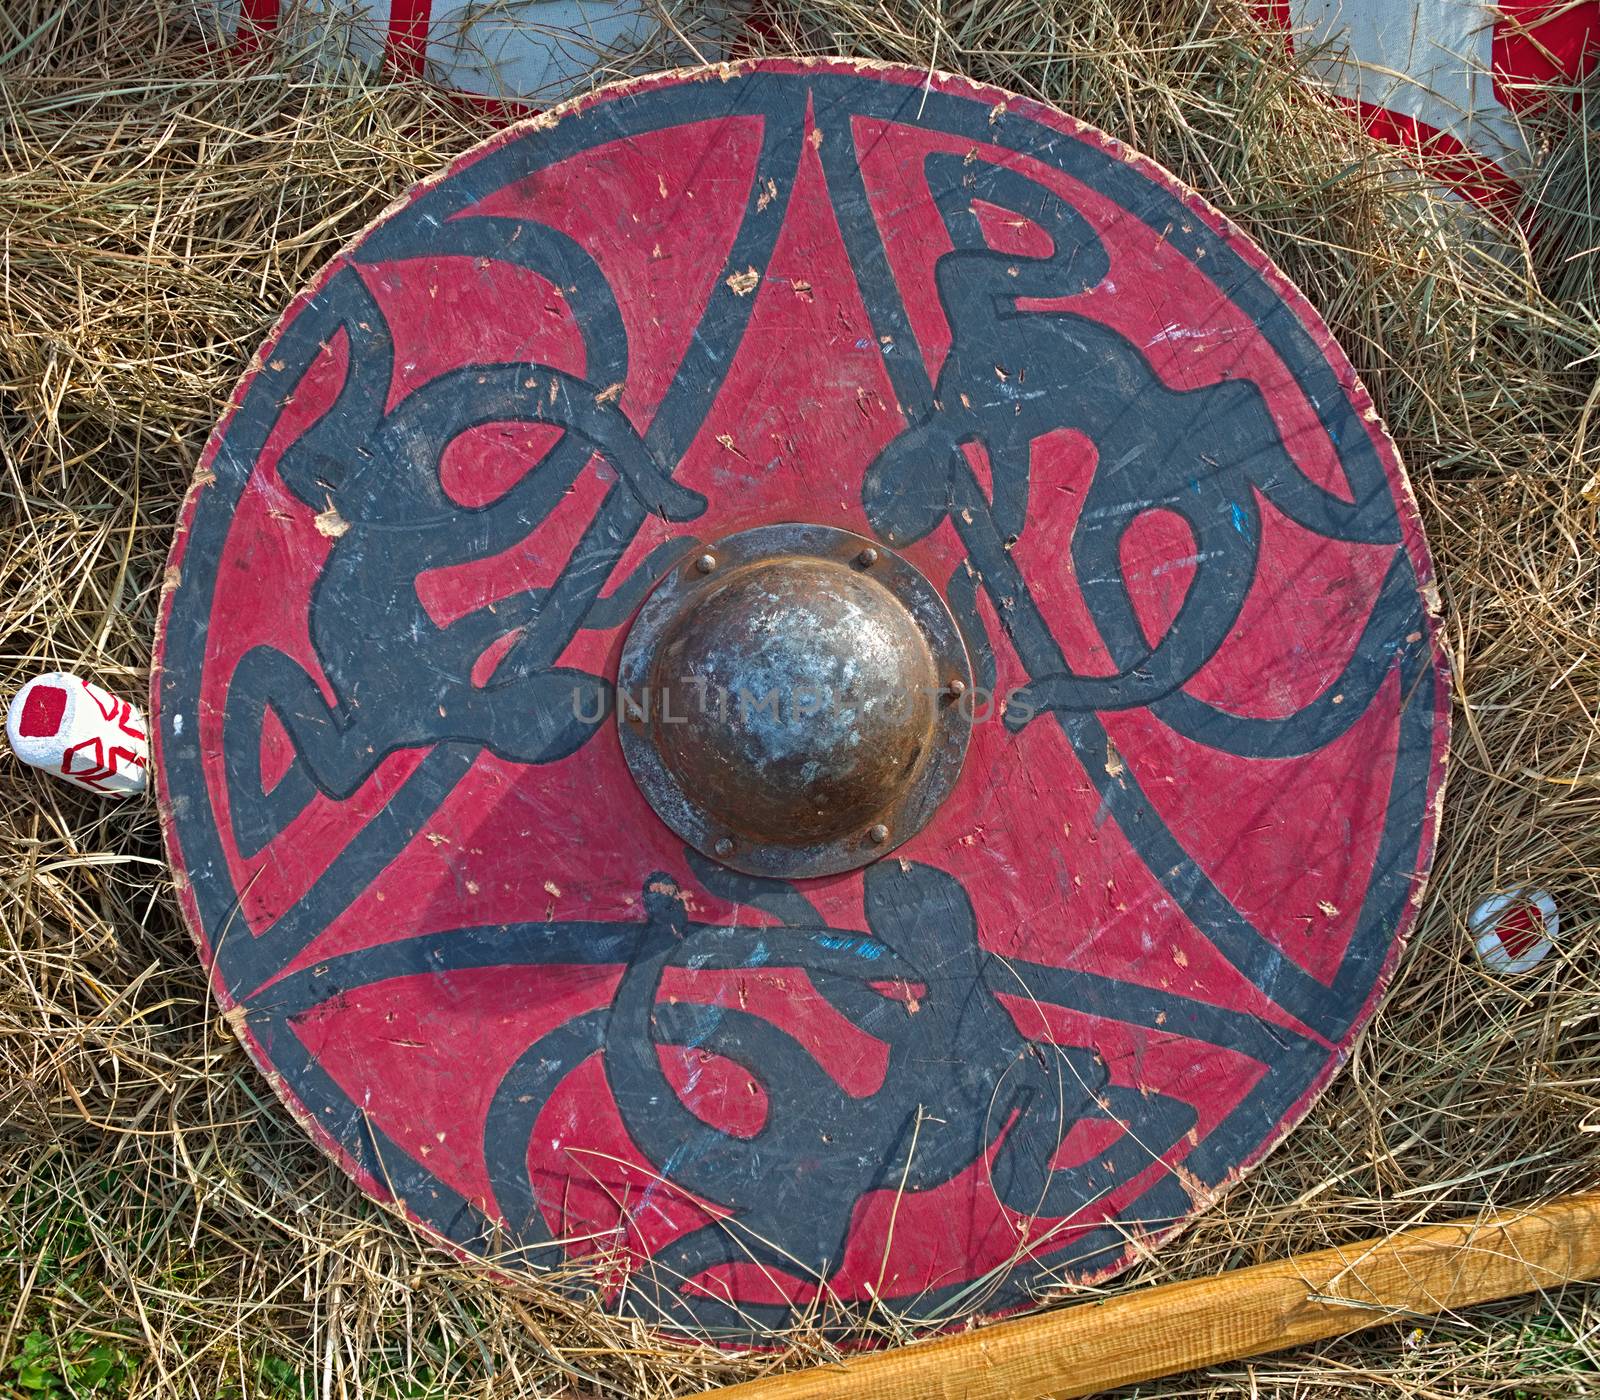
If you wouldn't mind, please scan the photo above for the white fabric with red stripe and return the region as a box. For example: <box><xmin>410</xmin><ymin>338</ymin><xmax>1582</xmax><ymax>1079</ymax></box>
<box><xmin>196</xmin><ymin>0</ymin><xmax>727</xmax><ymax>103</ymax></box>
<box><xmin>199</xmin><ymin>3</ymin><xmax>1595</xmax><ymax>196</ymax></box>
<box><xmin>1263</xmin><ymin>1</ymin><xmax>1598</xmax><ymax>199</ymax></box>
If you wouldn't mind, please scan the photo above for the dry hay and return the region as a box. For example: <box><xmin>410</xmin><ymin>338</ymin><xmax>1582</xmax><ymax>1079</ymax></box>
<box><xmin>1</xmin><ymin>1</ymin><xmax>1597</xmax><ymax>1396</ymax></box>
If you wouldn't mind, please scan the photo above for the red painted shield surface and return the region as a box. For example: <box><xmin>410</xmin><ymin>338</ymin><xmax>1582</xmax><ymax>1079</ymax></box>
<box><xmin>153</xmin><ymin>59</ymin><xmax>1450</xmax><ymax>1342</ymax></box>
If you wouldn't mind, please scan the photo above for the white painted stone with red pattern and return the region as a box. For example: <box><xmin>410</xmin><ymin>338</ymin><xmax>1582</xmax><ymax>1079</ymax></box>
<box><xmin>6</xmin><ymin>672</ymin><xmax>149</xmax><ymax>797</ymax></box>
<box><xmin>1470</xmin><ymin>888</ymin><xmax>1557</xmax><ymax>974</ymax></box>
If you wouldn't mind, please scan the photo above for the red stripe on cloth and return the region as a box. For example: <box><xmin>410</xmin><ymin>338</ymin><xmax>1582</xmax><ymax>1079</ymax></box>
<box><xmin>1252</xmin><ymin>0</ymin><xmax>1294</xmax><ymax>41</ymax></box>
<box><xmin>388</xmin><ymin>0</ymin><xmax>433</xmax><ymax>78</ymax></box>
<box><xmin>733</xmin><ymin>1</ymin><xmax>785</xmax><ymax>53</ymax></box>
<box><xmin>1493</xmin><ymin>0</ymin><xmax>1600</xmax><ymax>113</ymax></box>
<box><xmin>1352</xmin><ymin>97</ymin><xmax>1521</xmax><ymax>211</ymax></box>
<box><xmin>235</xmin><ymin>0</ymin><xmax>279</xmax><ymax>54</ymax></box>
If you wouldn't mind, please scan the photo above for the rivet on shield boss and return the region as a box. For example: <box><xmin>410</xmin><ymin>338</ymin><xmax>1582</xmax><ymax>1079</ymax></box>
<box><xmin>152</xmin><ymin>60</ymin><xmax>1450</xmax><ymax>1342</ymax></box>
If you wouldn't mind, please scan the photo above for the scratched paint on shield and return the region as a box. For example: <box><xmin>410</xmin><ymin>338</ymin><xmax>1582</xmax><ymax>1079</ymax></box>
<box><xmin>153</xmin><ymin>60</ymin><xmax>1450</xmax><ymax>1342</ymax></box>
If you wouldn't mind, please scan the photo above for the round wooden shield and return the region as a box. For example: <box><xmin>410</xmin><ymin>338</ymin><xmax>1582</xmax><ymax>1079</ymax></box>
<box><xmin>154</xmin><ymin>58</ymin><xmax>1450</xmax><ymax>1342</ymax></box>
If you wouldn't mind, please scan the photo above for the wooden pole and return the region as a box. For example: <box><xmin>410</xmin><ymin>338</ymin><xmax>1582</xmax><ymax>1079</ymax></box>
<box><xmin>703</xmin><ymin>1193</ymin><xmax>1600</xmax><ymax>1400</ymax></box>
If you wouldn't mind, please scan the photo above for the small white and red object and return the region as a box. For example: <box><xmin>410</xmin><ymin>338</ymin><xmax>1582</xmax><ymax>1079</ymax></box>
<box><xmin>6</xmin><ymin>672</ymin><xmax>149</xmax><ymax>797</ymax></box>
<box><xmin>1469</xmin><ymin>888</ymin><xmax>1558</xmax><ymax>974</ymax></box>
